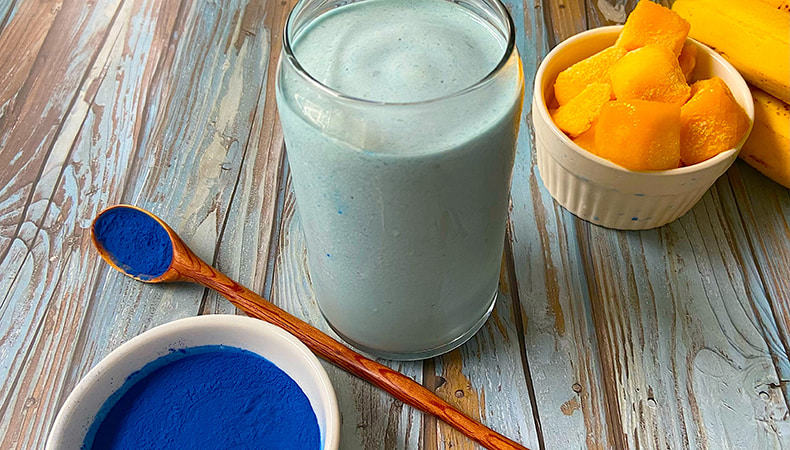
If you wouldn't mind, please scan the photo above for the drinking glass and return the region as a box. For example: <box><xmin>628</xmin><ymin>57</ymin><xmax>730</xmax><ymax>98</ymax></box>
<box><xmin>276</xmin><ymin>0</ymin><xmax>524</xmax><ymax>360</ymax></box>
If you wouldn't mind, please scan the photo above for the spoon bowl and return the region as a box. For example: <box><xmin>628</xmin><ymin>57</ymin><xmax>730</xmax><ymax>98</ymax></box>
<box><xmin>92</xmin><ymin>204</ymin><xmax>197</xmax><ymax>283</ymax></box>
<box><xmin>90</xmin><ymin>204</ymin><xmax>530</xmax><ymax>450</ymax></box>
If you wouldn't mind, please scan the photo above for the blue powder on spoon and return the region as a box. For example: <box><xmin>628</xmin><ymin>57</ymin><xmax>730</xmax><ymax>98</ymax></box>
<box><xmin>93</xmin><ymin>207</ymin><xmax>173</xmax><ymax>280</ymax></box>
<box><xmin>84</xmin><ymin>345</ymin><xmax>321</xmax><ymax>449</ymax></box>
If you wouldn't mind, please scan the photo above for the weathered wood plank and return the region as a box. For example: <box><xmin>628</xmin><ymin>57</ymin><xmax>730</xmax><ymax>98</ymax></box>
<box><xmin>544</xmin><ymin>0</ymin><xmax>588</xmax><ymax>47</ymax></box>
<box><xmin>0</xmin><ymin>0</ymin><xmax>273</xmax><ymax>448</ymax></box>
<box><xmin>0</xmin><ymin>1</ymin><xmax>173</xmax><ymax>448</ymax></box>
<box><xmin>67</xmin><ymin>0</ymin><xmax>272</xmax><ymax>372</ymax></box>
<box><xmin>584</xmin><ymin>0</ymin><xmax>629</xmax><ymax>26</ymax></box>
<box><xmin>427</xmin><ymin>245</ymin><xmax>540</xmax><ymax>449</ymax></box>
<box><xmin>578</xmin><ymin>184</ymin><xmax>789</xmax><ymax>448</ymax></box>
<box><xmin>0</xmin><ymin>0</ymin><xmax>60</xmax><ymax>120</ymax></box>
<box><xmin>508</xmin><ymin>0</ymin><xmax>612</xmax><ymax>447</ymax></box>
<box><xmin>0</xmin><ymin>1</ymin><xmax>128</xmax><ymax>447</ymax></box>
<box><xmin>0</xmin><ymin>0</ymin><xmax>117</xmax><ymax>298</ymax></box>
<box><xmin>0</xmin><ymin>0</ymin><xmax>119</xmax><ymax>264</ymax></box>
<box><xmin>510</xmin><ymin>1</ymin><xmax>790</xmax><ymax>449</ymax></box>
<box><xmin>0</xmin><ymin>0</ymin><xmax>21</xmax><ymax>34</ymax></box>
<box><xmin>271</xmin><ymin>177</ymin><xmax>424</xmax><ymax>449</ymax></box>
<box><xmin>201</xmin><ymin>0</ymin><xmax>294</xmax><ymax>316</ymax></box>
<box><xmin>724</xmin><ymin>161</ymin><xmax>790</xmax><ymax>402</ymax></box>
<box><xmin>0</xmin><ymin>0</ymin><xmax>785</xmax><ymax>449</ymax></box>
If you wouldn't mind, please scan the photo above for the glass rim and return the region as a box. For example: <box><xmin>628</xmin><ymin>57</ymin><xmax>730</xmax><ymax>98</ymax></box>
<box><xmin>280</xmin><ymin>0</ymin><xmax>518</xmax><ymax>107</ymax></box>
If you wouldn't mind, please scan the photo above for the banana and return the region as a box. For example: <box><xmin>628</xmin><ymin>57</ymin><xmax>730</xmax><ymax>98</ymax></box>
<box><xmin>672</xmin><ymin>0</ymin><xmax>790</xmax><ymax>103</ymax></box>
<box><xmin>739</xmin><ymin>86</ymin><xmax>790</xmax><ymax>188</ymax></box>
<box><xmin>759</xmin><ymin>0</ymin><xmax>789</xmax><ymax>13</ymax></box>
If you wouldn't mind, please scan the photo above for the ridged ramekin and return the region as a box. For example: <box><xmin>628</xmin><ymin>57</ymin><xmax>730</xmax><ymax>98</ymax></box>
<box><xmin>532</xmin><ymin>26</ymin><xmax>754</xmax><ymax>230</ymax></box>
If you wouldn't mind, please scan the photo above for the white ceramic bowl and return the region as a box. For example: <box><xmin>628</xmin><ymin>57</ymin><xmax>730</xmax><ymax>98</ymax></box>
<box><xmin>533</xmin><ymin>26</ymin><xmax>754</xmax><ymax>230</ymax></box>
<box><xmin>46</xmin><ymin>315</ymin><xmax>340</xmax><ymax>450</ymax></box>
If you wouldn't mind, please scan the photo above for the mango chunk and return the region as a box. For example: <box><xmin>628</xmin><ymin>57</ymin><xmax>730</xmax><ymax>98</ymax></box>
<box><xmin>554</xmin><ymin>46</ymin><xmax>627</xmax><ymax>105</ymax></box>
<box><xmin>616</xmin><ymin>0</ymin><xmax>690</xmax><ymax>57</ymax></box>
<box><xmin>680</xmin><ymin>77</ymin><xmax>751</xmax><ymax>165</ymax></box>
<box><xmin>595</xmin><ymin>100</ymin><xmax>681</xmax><ymax>170</ymax></box>
<box><xmin>551</xmin><ymin>83</ymin><xmax>613</xmax><ymax>137</ymax></box>
<box><xmin>678</xmin><ymin>42</ymin><xmax>697</xmax><ymax>82</ymax></box>
<box><xmin>573</xmin><ymin>124</ymin><xmax>597</xmax><ymax>155</ymax></box>
<box><xmin>610</xmin><ymin>45</ymin><xmax>691</xmax><ymax>105</ymax></box>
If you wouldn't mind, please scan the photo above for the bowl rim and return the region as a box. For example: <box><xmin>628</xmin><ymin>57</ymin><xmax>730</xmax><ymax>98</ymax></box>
<box><xmin>533</xmin><ymin>25</ymin><xmax>755</xmax><ymax>177</ymax></box>
<box><xmin>46</xmin><ymin>314</ymin><xmax>340</xmax><ymax>450</ymax></box>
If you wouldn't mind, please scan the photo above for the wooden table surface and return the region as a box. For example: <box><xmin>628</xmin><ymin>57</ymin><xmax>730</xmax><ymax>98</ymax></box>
<box><xmin>1</xmin><ymin>0</ymin><xmax>788</xmax><ymax>448</ymax></box>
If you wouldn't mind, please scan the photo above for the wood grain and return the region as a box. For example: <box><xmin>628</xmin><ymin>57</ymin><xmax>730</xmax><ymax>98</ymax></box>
<box><xmin>0</xmin><ymin>0</ymin><xmax>118</xmax><ymax>284</ymax></box>
<box><xmin>508</xmin><ymin>0</ymin><xmax>612</xmax><ymax>447</ymax></box>
<box><xmin>0</xmin><ymin>1</ymin><xmax>19</xmax><ymax>34</ymax></box>
<box><xmin>0</xmin><ymin>0</ymin><xmax>787</xmax><ymax>448</ymax></box>
<box><xmin>724</xmin><ymin>161</ymin><xmax>790</xmax><ymax>403</ymax></box>
<box><xmin>0</xmin><ymin>1</ymin><xmax>128</xmax><ymax>447</ymax></box>
<box><xmin>509</xmin><ymin>0</ymin><xmax>790</xmax><ymax>449</ymax></box>
<box><xmin>427</xmin><ymin>254</ymin><xmax>540</xmax><ymax>450</ymax></box>
<box><xmin>66</xmin><ymin>0</ymin><xmax>275</xmax><ymax>368</ymax></box>
<box><xmin>0</xmin><ymin>0</ymin><xmax>274</xmax><ymax>447</ymax></box>
<box><xmin>577</xmin><ymin>190</ymin><xmax>789</xmax><ymax>448</ymax></box>
<box><xmin>201</xmin><ymin>0</ymin><xmax>293</xmax><ymax>316</ymax></box>
<box><xmin>0</xmin><ymin>0</ymin><xmax>60</xmax><ymax>121</ymax></box>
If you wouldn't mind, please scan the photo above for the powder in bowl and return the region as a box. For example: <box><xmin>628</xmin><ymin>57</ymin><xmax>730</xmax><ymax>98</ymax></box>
<box><xmin>84</xmin><ymin>345</ymin><xmax>321</xmax><ymax>450</ymax></box>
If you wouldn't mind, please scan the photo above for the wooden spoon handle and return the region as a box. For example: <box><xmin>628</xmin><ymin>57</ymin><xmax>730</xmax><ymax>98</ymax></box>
<box><xmin>175</xmin><ymin>249</ymin><xmax>528</xmax><ymax>450</ymax></box>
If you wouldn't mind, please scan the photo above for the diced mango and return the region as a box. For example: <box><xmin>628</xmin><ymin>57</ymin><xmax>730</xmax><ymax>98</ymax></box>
<box><xmin>553</xmin><ymin>46</ymin><xmax>627</xmax><ymax>105</ymax></box>
<box><xmin>551</xmin><ymin>83</ymin><xmax>613</xmax><ymax>137</ymax></box>
<box><xmin>678</xmin><ymin>42</ymin><xmax>697</xmax><ymax>82</ymax></box>
<box><xmin>616</xmin><ymin>0</ymin><xmax>691</xmax><ymax>57</ymax></box>
<box><xmin>573</xmin><ymin>124</ymin><xmax>597</xmax><ymax>155</ymax></box>
<box><xmin>680</xmin><ymin>77</ymin><xmax>751</xmax><ymax>165</ymax></box>
<box><xmin>595</xmin><ymin>100</ymin><xmax>681</xmax><ymax>170</ymax></box>
<box><xmin>610</xmin><ymin>45</ymin><xmax>691</xmax><ymax>105</ymax></box>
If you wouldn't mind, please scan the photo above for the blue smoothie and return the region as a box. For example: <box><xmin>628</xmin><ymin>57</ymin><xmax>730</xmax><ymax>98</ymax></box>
<box><xmin>277</xmin><ymin>0</ymin><xmax>523</xmax><ymax>358</ymax></box>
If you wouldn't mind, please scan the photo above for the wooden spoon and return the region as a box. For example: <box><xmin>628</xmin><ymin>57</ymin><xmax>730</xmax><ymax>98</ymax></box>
<box><xmin>91</xmin><ymin>204</ymin><xmax>529</xmax><ymax>450</ymax></box>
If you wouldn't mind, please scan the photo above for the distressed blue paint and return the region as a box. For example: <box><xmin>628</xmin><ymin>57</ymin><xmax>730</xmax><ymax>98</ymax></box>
<box><xmin>0</xmin><ymin>1</ymin><xmax>131</xmax><ymax>446</ymax></box>
<box><xmin>501</xmin><ymin>0</ymin><xmax>610</xmax><ymax>445</ymax></box>
<box><xmin>2</xmin><ymin>0</ymin><xmax>789</xmax><ymax>448</ymax></box>
<box><xmin>0</xmin><ymin>0</ymin><xmax>20</xmax><ymax>34</ymax></box>
<box><xmin>722</xmin><ymin>162</ymin><xmax>790</xmax><ymax>403</ymax></box>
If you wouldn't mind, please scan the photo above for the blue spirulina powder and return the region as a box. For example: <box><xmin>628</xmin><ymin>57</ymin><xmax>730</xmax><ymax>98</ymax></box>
<box><xmin>93</xmin><ymin>207</ymin><xmax>173</xmax><ymax>280</ymax></box>
<box><xmin>84</xmin><ymin>346</ymin><xmax>321</xmax><ymax>449</ymax></box>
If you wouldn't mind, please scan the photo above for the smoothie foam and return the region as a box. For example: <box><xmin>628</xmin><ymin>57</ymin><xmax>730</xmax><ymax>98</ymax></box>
<box><xmin>292</xmin><ymin>0</ymin><xmax>505</xmax><ymax>103</ymax></box>
<box><xmin>277</xmin><ymin>0</ymin><xmax>523</xmax><ymax>358</ymax></box>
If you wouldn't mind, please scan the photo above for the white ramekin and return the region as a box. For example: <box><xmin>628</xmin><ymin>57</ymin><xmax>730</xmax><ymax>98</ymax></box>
<box><xmin>533</xmin><ymin>26</ymin><xmax>754</xmax><ymax>230</ymax></box>
<box><xmin>46</xmin><ymin>315</ymin><xmax>340</xmax><ymax>450</ymax></box>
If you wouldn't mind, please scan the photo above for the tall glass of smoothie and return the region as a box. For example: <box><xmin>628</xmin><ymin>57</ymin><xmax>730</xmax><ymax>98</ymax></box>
<box><xmin>276</xmin><ymin>0</ymin><xmax>524</xmax><ymax>360</ymax></box>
